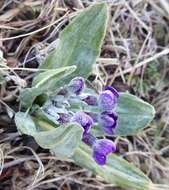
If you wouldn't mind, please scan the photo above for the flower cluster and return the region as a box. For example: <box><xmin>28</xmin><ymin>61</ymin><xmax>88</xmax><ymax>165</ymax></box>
<box><xmin>43</xmin><ymin>77</ymin><xmax>119</xmax><ymax>165</ymax></box>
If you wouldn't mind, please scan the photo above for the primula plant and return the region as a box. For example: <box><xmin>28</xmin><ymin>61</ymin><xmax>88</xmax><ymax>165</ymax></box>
<box><xmin>42</xmin><ymin>76</ymin><xmax>119</xmax><ymax>165</ymax></box>
<box><xmin>14</xmin><ymin>3</ymin><xmax>166</xmax><ymax>190</ymax></box>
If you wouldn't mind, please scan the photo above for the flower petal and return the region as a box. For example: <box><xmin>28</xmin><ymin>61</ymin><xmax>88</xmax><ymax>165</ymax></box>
<box><xmin>83</xmin><ymin>133</ymin><xmax>96</xmax><ymax>146</ymax></box>
<box><xmin>98</xmin><ymin>90</ymin><xmax>117</xmax><ymax>111</ymax></box>
<box><xmin>93</xmin><ymin>139</ymin><xmax>116</xmax><ymax>156</ymax></box>
<box><xmin>93</xmin><ymin>139</ymin><xmax>116</xmax><ymax>165</ymax></box>
<box><xmin>68</xmin><ymin>77</ymin><xmax>85</xmax><ymax>95</ymax></box>
<box><xmin>99</xmin><ymin>112</ymin><xmax>118</xmax><ymax>135</ymax></box>
<box><xmin>71</xmin><ymin>111</ymin><xmax>93</xmax><ymax>134</ymax></box>
<box><xmin>105</xmin><ymin>86</ymin><xmax>119</xmax><ymax>98</ymax></box>
<box><xmin>83</xmin><ymin>95</ymin><xmax>98</xmax><ymax>105</ymax></box>
<box><xmin>93</xmin><ymin>151</ymin><xmax>106</xmax><ymax>165</ymax></box>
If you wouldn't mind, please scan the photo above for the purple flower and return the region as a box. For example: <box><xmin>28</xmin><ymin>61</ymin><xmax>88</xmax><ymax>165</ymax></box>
<box><xmin>98</xmin><ymin>87</ymin><xmax>119</xmax><ymax>111</ymax></box>
<box><xmin>82</xmin><ymin>133</ymin><xmax>96</xmax><ymax>146</ymax></box>
<box><xmin>87</xmin><ymin>112</ymin><xmax>98</xmax><ymax>122</ymax></box>
<box><xmin>82</xmin><ymin>134</ymin><xmax>116</xmax><ymax>165</ymax></box>
<box><xmin>58</xmin><ymin>113</ymin><xmax>71</xmax><ymax>124</ymax></box>
<box><xmin>92</xmin><ymin>139</ymin><xmax>116</xmax><ymax>165</ymax></box>
<box><xmin>71</xmin><ymin>111</ymin><xmax>93</xmax><ymax>134</ymax></box>
<box><xmin>105</xmin><ymin>86</ymin><xmax>119</xmax><ymax>98</ymax></box>
<box><xmin>83</xmin><ymin>95</ymin><xmax>97</xmax><ymax>106</ymax></box>
<box><xmin>68</xmin><ymin>77</ymin><xmax>85</xmax><ymax>95</ymax></box>
<box><xmin>99</xmin><ymin>112</ymin><xmax>118</xmax><ymax>135</ymax></box>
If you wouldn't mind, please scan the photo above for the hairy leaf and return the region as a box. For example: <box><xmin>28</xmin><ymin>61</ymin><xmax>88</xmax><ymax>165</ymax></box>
<box><xmin>34</xmin><ymin>123</ymin><xmax>83</xmax><ymax>157</ymax></box>
<box><xmin>115</xmin><ymin>92</ymin><xmax>155</xmax><ymax>135</ymax></box>
<box><xmin>20</xmin><ymin>66</ymin><xmax>76</xmax><ymax>108</ymax></box>
<box><xmin>15</xmin><ymin>112</ymin><xmax>83</xmax><ymax>157</ymax></box>
<box><xmin>15</xmin><ymin>112</ymin><xmax>37</xmax><ymax>135</ymax></box>
<box><xmin>40</xmin><ymin>3</ymin><xmax>108</xmax><ymax>79</ymax></box>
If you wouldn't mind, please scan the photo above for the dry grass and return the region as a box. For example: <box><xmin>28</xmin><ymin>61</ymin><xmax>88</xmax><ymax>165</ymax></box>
<box><xmin>0</xmin><ymin>0</ymin><xmax>169</xmax><ymax>189</ymax></box>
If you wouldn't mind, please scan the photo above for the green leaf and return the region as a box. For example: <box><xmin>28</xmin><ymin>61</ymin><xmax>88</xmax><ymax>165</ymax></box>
<box><xmin>34</xmin><ymin>123</ymin><xmax>83</xmax><ymax>157</ymax></box>
<box><xmin>40</xmin><ymin>3</ymin><xmax>108</xmax><ymax>79</ymax></box>
<box><xmin>115</xmin><ymin>92</ymin><xmax>155</xmax><ymax>136</ymax></box>
<box><xmin>72</xmin><ymin>143</ymin><xmax>152</xmax><ymax>190</ymax></box>
<box><xmin>20</xmin><ymin>3</ymin><xmax>108</xmax><ymax>108</ymax></box>
<box><xmin>20</xmin><ymin>87</ymin><xmax>42</xmax><ymax>109</ymax></box>
<box><xmin>15</xmin><ymin>112</ymin><xmax>37</xmax><ymax>135</ymax></box>
<box><xmin>15</xmin><ymin>112</ymin><xmax>83</xmax><ymax>157</ymax></box>
<box><xmin>20</xmin><ymin>66</ymin><xmax>76</xmax><ymax>108</ymax></box>
<box><xmin>32</xmin><ymin>66</ymin><xmax>76</xmax><ymax>87</ymax></box>
<box><xmin>91</xmin><ymin>92</ymin><xmax>155</xmax><ymax>136</ymax></box>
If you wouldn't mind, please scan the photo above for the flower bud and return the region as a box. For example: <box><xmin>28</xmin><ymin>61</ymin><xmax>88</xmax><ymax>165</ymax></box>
<box><xmin>99</xmin><ymin>112</ymin><xmax>118</xmax><ymax>135</ymax></box>
<box><xmin>68</xmin><ymin>77</ymin><xmax>85</xmax><ymax>95</ymax></box>
<box><xmin>87</xmin><ymin>112</ymin><xmax>98</xmax><ymax>122</ymax></box>
<box><xmin>83</xmin><ymin>95</ymin><xmax>97</xmax><ymax>106</ymax></box>
<box><xmin>82</xmin><ymin>133</ymin><xmax>96</xmax><ymax>146</ymax></box>
<box><xmin>71</xmin><ymin>111</ymin><xmax>93</xmax><ymax>134</ymax></box>
<box><xmin>105</xmin><ymin>86</ymin><xmax>119</xmax><ymax>98</ymax></box>
<box><xmin>58</xmin><ymin>113</ymin><xmax>71</xmax><ymax>124</ymax></box>
<box><xmin>92</xmin><ymin>139</ymin><xmax>116</xmax><ymax>165</ymax></box>
<box><xmin>98</xmin><ymin>87</ymin><xmax>119</xmax><ymax>111</ymax></box>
